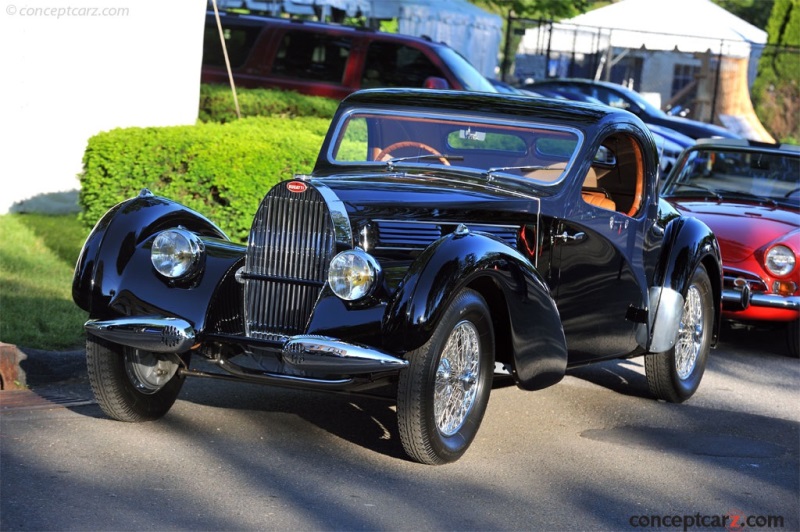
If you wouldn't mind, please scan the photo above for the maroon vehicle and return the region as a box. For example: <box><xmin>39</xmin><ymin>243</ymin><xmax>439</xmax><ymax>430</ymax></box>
<box><xmin>661</xmin><ymin>138</ymin><xmax>800</xmax><ymax>356</ymax></box>
<box><xmin>201</xmin><ymin>11</ymin><xmax>497</xmax><ymax>100</ymax></box>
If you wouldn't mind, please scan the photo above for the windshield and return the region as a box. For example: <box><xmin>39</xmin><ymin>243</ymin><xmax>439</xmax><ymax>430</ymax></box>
<box><xmin>435</xmin><ymin>47</ymin><xmax>497</xmax><ymax>93</ymax></box>
<box><xmin>329</xmin><ymin>109</ymin><xmax>582</xmax><ymax>186</ymax></box>
<box><xmin>662</xmin><ymin>147</ymin><xmax>800</xmax><ymax>207</ymax></box>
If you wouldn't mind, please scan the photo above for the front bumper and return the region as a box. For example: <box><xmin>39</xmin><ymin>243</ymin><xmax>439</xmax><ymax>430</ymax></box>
<box><xmin>84</xmin><ymin>317</ymin><xmax>408</xmax><ymax>375</ymax></box>
<box><xmin>722</xmin><ymin>289</ymin><xmax>800</xmax><ymax>311</ymax></box>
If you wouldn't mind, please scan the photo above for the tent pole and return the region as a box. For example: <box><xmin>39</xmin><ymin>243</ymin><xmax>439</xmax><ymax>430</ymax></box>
<box><xmin>710</xmin><ymin>40</ymin><xmax>723</xmax><ymax>124</ymax></box>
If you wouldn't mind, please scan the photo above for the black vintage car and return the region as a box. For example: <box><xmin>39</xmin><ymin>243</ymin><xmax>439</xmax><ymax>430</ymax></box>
<box><xmin>73</xmin><ymin>89</ymin><xmax>723</xmax><ymax>465</ymax></box>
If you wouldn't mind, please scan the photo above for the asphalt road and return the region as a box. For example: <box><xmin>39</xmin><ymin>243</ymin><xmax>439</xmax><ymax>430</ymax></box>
<box><xmin>1</xmin><ymin>326</ymin><xmax>798</xmax><ymax>531</ymax></box>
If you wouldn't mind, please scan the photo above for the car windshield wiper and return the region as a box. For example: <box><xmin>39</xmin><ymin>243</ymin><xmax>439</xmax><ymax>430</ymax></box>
<box><xmin>384</xmin><ymin>154</ymin><xmax>464</xmax><ymax>170</ymax></box>
<box><xmin>716</xmin><ymin>189</ymin><xmax>778</xmax><ymax>207</ymax></box>
<box><xmin>485</xmin><ymin>165</ymin><xmax>549</xmax><ymax>179</ymax></box>
<box><xmin>668</xmin><ymin>183</ymin><xmax>723</xmax><ymax>201</ymax></box>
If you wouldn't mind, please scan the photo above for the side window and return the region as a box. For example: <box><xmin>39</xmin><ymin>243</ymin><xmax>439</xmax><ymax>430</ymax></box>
<box><xmin>582</xmin><ymin>132</ymin><xmax>645</xmax><ymax>217</ymax></box>
<box><xmin>362</xmin><ymin>42</ymin><xmax>441</xmax><ymax>88</ymax></box>
<box><xmin>272</xmin><ymin>31</ymin><xmax>352</xmax><ymax>84</ymax></box>
<box><xmin>595</xmin><ymin>87</ymin><xmax>630</xmax><ymax>110</ymax></box>
<box><xmin>203</xmin><ymin>24</ymin><xmax>262</xmax><ymax>68</ymax></box>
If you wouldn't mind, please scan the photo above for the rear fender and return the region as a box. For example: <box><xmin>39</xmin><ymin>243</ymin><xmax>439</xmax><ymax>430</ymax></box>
<box><xmin>642</xmin><ymin>216</ymin><xmax>722</xmax><ymax>353</ymax></box>
<box><xmin>72</xmin><ymin>190</ymin><xmax>245</xmax><ymax>331</ymax></box>
<box><xmin>384</xmin><ymin>230</ymin><xmax>568</xmax><ymax>390</ymax></box>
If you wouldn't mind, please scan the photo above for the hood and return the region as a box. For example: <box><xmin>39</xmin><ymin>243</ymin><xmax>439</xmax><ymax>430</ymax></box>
<box><xmin>669</xmin><ymin>200</ymin><xmax>799</xmax><ymax>263</ymax></box>
<box><xmin>313</xmin><ymin>173</ymin><xmax>545</xmax><ymax>222</ymax></box>
<box><xmin>658</xmin><ymin>114</ymin><xmax>739</xmax><ymax>140</ymax></box>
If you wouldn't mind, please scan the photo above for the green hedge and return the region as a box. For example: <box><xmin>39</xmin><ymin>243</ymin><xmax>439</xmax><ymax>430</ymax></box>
<box><xmin>198</xmin><ymin>83</ymin><xmax>339</xmax><ymax>123</ymax></box>
<box><xmin>79</xmin><ymin>116</ymin><xmax>331</xmax><ymax>242</ymax></box>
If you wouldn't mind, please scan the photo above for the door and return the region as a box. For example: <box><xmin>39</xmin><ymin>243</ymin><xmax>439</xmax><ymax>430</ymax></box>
<box><xmin>551</xmin><ymin>132</ymin><xmax>649</xmax><ymax>364</ymax></box>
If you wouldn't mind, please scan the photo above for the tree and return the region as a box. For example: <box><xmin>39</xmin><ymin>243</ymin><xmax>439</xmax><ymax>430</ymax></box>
<box><xmin>469</xmin><ymin>0</ymin><xmax>594</xmax><ymax>19</ymax></box>
<box><xmin>752</xmin><ymin>0</ymin><xmax>800</xmax><ymax>142</ymax></box>
<box><xmin>713</xmin><ymin>0</ymin><xmax>775</xmax><ymax>30</ymax></box>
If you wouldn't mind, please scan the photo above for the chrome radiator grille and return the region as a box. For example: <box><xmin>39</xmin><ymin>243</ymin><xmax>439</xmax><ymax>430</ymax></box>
<box><xmin>243</xmin><ymin>183</ymin><xmax>335</xmax><ymax>342</ymax></box>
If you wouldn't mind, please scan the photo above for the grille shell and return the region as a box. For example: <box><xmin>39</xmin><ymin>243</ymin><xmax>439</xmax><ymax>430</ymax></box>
<box><xmin>243</xmin><ymin>183</ymin><xmax>336</xmax><ymax>342</ymax></box>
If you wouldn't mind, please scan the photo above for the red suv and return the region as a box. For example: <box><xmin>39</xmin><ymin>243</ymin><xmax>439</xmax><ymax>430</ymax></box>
<box><xmin>201</xmin><ymin>11</ymin><xmax>497</xmax><ymax>99</ymax></box>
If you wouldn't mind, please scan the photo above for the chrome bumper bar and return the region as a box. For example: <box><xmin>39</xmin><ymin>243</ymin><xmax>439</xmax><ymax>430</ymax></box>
<box><xmin>722</xmin><ymin>289</ymin><xmax>800</xmax><ymax>311</ymax></box>
<box><xmin>85</xmin><ymin>318</ymin><xmax>408</xmax><ymax>374</ymax></box>
<box><xmin>85</xmin><ymin>316</ymin><xmax>196</xmax><ymax>353</ymax></box>
<box><xmin>282</xmin><ymin>335</ymin><xmax>409</xmax><ymax>374</ymax></box>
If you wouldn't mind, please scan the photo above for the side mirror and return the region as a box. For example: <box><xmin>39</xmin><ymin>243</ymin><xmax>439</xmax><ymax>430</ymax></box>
<box><xmin>423</xmin><ymin>76</ymin><xmax>450</xmax><ymax>90</ymax></box>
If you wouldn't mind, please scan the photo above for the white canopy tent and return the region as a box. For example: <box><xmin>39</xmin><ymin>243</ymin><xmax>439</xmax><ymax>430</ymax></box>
<box><xmin>215</xmin><ymin>0</ymin><xmax>502</xmax><ymax>77</ymax></box>
<box><xmin>374</xmin><ymin>0</ymin><xmax>502</xmax><ymax>77</ymax></box>
<box><xmin>519</xmin><ymin>0</ymin><xmax>767</xmax><ymax>60</ymax></box>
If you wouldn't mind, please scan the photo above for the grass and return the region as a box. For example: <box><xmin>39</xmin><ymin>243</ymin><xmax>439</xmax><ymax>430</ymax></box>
<box><xmin>0</xmin><ymin>213</ymin><xmax>90</xmax><ymax>350</ymax></box>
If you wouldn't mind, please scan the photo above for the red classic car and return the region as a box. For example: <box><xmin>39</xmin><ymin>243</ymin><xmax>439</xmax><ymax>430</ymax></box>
<box><xmin>661</xmin><ymin>138</ymin><xmax>800</xmax><ymax>356</ymax></box>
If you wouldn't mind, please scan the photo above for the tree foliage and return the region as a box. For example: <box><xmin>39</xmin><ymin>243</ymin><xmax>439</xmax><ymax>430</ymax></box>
<box><xmin>752</xmin><ymin>0</ymin><xmax>800</xmax><ymax>142</ymax></box>
<box><xmin>713</xmin><ymin>0</ymin><xmax>775</xmax><ymax>30</ymax></box>
<box><xmin>468</xmin><ymin>0</ymin><xmax>594</xmax><ymax>20</ymax></box>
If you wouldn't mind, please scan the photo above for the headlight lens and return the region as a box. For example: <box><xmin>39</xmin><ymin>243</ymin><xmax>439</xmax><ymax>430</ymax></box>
<box><xmin>765</xmin><ymin>245</ymin><xmax>795</xmax><ymax>277</ymax></box>
<box><xmin>328</xmin><ymin>249</ymin><xmax>380</xmax><ymax>301</ymax></box>
<box><xmin>151</xmin><ymin>229</ymin><xmax>204</xmax><ymax>279</ymax></box>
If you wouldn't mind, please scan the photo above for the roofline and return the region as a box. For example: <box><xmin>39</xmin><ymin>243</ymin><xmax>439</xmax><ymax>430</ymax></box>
<box><xmin>695</xmin><ymin>138</ymin><xmax>800</xmax><ymax>153</ymax></box>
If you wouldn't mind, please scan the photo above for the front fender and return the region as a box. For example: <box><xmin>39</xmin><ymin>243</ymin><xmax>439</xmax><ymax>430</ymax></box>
<box><xmin>385</xmin><ymin>230</ymin><xmax>568</xmax><ymax>390</ymax></box>
<box><xmin>644</xmin><ymin>216</ymin><xmax>722</xmax><ymax>353</ymax></box>
<box><xmin>72</xmin><ymin>191</ymin><xmax>245</xmax><ymax>332</ymax></box>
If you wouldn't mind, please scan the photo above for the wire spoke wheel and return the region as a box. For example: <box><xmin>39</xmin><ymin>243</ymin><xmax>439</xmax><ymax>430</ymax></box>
<box><xmin>397</xmin><ymin>289</ymin><xmax>494</xmax><ymax>464</ymax></box>
<box><xmin>674</xmin><ymin>285</ymin><xmax>704</xmax><ymax>380</ymax></box>
<box><xmin>645</xmin><ymin>264</ymin><xmax>714</xmax><ymax>403</ymax></box>
<box><xmin>434</xmin><ymin>321</ymin><xmax>481</xmax><ymax>436</ymax></box>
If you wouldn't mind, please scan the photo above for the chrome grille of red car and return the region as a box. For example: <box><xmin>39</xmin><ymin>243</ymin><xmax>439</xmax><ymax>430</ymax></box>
<box><xmin>243</xmin><ymin>183</ymin><xmax>335</xmax><ymax>342</ymax></box>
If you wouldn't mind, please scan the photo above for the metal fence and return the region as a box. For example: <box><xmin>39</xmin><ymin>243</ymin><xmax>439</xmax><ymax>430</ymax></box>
<box><xmin>502</xmin><ymin>15</ymin><xmax>798</xmax><ymax>132</ymax></box>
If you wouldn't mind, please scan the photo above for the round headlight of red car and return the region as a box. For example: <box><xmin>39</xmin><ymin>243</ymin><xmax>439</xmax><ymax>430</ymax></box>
<box><xmin>765</xmin><ymin>245</ymin><xmax>795</xmax><ymax>277</ymax></box>
<box><xmin>151</xmin><ymin>229</ymin><xmax>204</xmax><ymax>279</ymax></box>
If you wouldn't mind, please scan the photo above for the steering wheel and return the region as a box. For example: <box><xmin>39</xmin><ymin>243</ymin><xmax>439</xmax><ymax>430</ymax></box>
<box><xmin>375</xmin><ymin>141</ymin><xmax>450</xmax><ymax>166</ymax></box>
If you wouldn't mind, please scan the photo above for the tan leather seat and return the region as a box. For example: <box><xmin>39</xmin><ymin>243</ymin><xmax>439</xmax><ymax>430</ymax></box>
<box><xmin>582</xmin><ymin>167</ymin><xmax>616</xmax><ymax>211</ymax></box>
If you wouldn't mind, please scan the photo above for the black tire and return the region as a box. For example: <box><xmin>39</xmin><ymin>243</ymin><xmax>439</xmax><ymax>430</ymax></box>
<box><xmin>396</xmin><ymin>289</ymin><xmax>494</xmax><ymax>464</ymax></box>
<box><xmin>86</xmin><ymin>335</ymin><xmax>188</xmax><ymax>422</ymax></box>
<box><xmin>645</xmin><ymin>264</ymin><xmax>714</xmax><ymax>403</ymax></box>
<box><xmin>787</xmin><ymin>319</ymin><xmax>799</xmax><ymax>358</ymax></box>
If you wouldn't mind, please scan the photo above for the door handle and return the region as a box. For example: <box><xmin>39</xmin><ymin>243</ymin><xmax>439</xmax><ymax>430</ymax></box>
<box><xmin>555</xmin><ymin>231</ymin><xmax>586</xmax><ymax>242</ymax></box>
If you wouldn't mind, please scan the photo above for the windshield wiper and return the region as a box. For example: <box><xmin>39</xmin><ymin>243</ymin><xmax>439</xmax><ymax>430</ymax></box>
<box><xmin>384</xmin><ymin>154</ymin><xmax>464</xmax><ymax>171</ymax></box>
<box><xmin>485</xmin><ymin>165</ymin><xmax>550</xmax><ymax>180</ymax></box>
<box><xmin>668</xmin><ymin>183</ymin><xmax>723</xmax><ymax>201</ymax></box>
<box><xmin>716</xmin><ymin>189</ymin><xmax>778</xmax><ymax>207</ymax></box>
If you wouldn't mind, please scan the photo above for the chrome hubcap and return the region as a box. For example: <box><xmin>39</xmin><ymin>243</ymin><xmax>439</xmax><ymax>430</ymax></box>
<box><xmin>434</xmin><ymin>320</ymin><xmax>480</xmax><ymax>436</ymax></box>
<box><xmin>124</xmin><ymin>348</ymin><xmax>179</xmax><ymax>394</ymax></box>
<box><xmin>675</xmin><ymin>285</ymin><xmax>704</xmax><ymax>380</ymax></box>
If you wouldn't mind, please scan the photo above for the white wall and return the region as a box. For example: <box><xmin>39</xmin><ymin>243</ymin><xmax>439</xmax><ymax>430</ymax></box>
<box><xmin>1</xmin><ymin>0</ymin><xmax>207</xmax><ymax>214</ymax></box>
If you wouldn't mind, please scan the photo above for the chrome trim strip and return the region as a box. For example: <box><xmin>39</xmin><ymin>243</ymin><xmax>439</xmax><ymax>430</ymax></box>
<box><xmin>85</xmin><ymin>317</ymin><xmax>196</xmax><ymax>353</ymax></box>
<box><xmin>283</xmin><ymin>335</ymin><xmax>409</xmax><ymax>374</ymax></box>
<box><xmin>308</xmin><ymin>180</ymin><xmax>353</xmax><ymax>247</ymax></box>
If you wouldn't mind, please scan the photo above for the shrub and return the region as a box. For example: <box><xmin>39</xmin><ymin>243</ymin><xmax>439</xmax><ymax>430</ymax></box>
<box><xmin>198</xmin><ymin>83</ymin><xmax>339</xmax><ymax>123</ymax></box>
<box><xmin>79</xmin><ymin>116</ymin><xmax>331</xmax><ymax>242</ymax></box>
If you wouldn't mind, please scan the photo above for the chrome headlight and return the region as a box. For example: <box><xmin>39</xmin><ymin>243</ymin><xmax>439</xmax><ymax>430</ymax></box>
<box><xmin>765</xmin><ymin>245</ymin><xmax>795</xmax><ymax>277</ymax></box>
<box><xmin>151</xmin><ymin>228</ymin><xmax>204</xmax><ymax>279</ymax></box>
<box><xmin>328</xmin><ymin>249</ymin><xmax>381</xmax><ymax>301</ymax></box>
